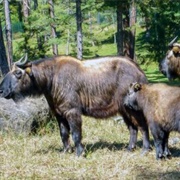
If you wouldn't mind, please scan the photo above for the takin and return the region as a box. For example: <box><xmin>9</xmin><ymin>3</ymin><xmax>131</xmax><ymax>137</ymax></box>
<box><xmin>159</xmin><ymin>36</ymin><xmax>180</xmax><ymax>80</ymax></box>
<box><xmin>124</xmin><ymin>82</ymin><xmax>180</xmax><ymax>159</ymax></box>
<box><xmin>0</xmin><ymin>55</ymin><xmax>150</xmax><ymax>156</ymax></box>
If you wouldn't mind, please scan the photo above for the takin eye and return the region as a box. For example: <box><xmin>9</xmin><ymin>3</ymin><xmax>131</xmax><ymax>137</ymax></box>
<box><xmin>14</xmin><ymin>70</ymin><xmax>23</xmax><ymax>79</ymax></box>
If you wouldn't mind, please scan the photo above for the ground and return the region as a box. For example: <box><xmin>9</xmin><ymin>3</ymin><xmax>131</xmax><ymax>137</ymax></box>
<box><xmin>0</xmin><ymin>117</ymin><xmax>179</xmax><ymax>179</ymax></box>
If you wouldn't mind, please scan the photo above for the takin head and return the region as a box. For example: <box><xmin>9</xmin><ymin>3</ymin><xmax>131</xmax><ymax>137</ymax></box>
<box><xmin>0</xmin><ymin>55</ymin><xmax>39</xmax><ymax>101</ymax></box>
<box><xmin>159</xmin><ymin>36</ymin><xmax>180</xmax><ymax>80</ymax></box>
<box><xmin>123</xmin><ymin>82</ymin><xmax>142</xmax><ymax>111</ymax></box>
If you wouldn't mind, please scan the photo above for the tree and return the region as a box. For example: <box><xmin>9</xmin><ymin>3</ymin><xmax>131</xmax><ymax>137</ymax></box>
<box><xmin>137</xmin><ymin>0</ymin><xmax>180</xmax><ymax>62</ymax></box>
<box><xmin>129</xmin><ymin>0</ymin><xmax>136</xmax><ymax>60</ymax></box>
<box><xmin>22</xmin><ymin>0</ymin><xmax>30</xmax><ymax>54</ymax></box>
<box><xmin>4</xmin><ymin>0</ymin><xmax>13</xmax><ymax>69</ymax></box>
<box><xmin>76</xmin><ymin>0</ymin><xmax>83</xmax><ymax>60</ymax></box>
<box><xmin>103</xmin><ymin>0</ymin><xmax>136</xmax><ymax>60</ymax></box>
<box><xmin>0</xmin><ymin>19</ymin><xmax>9</xmax><ymax>75</ymax></box>
<box><xmin>48</xmin><ymin>0</ymin><xmax>58</xmax><ymax>55</ymax></box>
<box><xmin>116</xmin><ymin>2</ymin><xmax>123</xmax><ymax>56</ymax></box>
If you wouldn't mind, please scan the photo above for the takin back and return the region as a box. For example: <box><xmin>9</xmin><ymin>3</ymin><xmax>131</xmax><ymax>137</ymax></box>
<box><xmin>0</xmin><ymin>55</ymin><xmax>150</xmax><ymax>156</ymax></box>
<box><xmin>124</xmin><ymin>82</ymin><xmax>180</xmax><ymax>159</ymax></box>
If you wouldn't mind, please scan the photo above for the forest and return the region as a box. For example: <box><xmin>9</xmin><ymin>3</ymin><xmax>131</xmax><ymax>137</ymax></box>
<box><xmin>1</xmin><ymin>0</ymin><xmax>180</xmax><ymax>74</ymax></box>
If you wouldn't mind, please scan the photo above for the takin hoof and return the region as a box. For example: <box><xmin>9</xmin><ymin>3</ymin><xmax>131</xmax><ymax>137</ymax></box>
<box><xmin>126</xmin><ymin>146</ymin><xmax>136</xmax><ymax>152</ymax></box>
<box><xmin>156</xmin><ymin>153</ymin><xmax>165</xmax><ymax>160</ymax></box>
<box><xmin>63</xmin><ymin>146</ymin><xmax>73</xmax><ymax>154</ymax></box>
<box><xmin>163</xmin><ymin>150</ymin><xmax>172</xmax><ymax>159</ymax></box>
<box><xmin>76</xmin><ymin>144</ymin><xmax>84</xmax><ymax>157</ymax></box>
<box><xmin>140</xmin><ymin>147</ymin><xmax>152</xmax><ymax>156</ymax></box>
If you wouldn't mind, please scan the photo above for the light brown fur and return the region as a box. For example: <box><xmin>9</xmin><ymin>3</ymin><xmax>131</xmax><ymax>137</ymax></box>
<box><xmin>124</xmin><ymin>82</ymin><xmax>180</xmax><ymax>159</ymax></box>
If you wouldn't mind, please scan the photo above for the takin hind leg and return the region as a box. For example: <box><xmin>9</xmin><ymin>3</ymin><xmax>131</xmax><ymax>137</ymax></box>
<box><xmin>66</xmin><ymin>109</ymin><xmax>84</xmax><ymax>157</ymax></box>
<box><xmin>56</xmin><ymin>114</ymin><xmax>72</xmax><ymax>153</ymax></box>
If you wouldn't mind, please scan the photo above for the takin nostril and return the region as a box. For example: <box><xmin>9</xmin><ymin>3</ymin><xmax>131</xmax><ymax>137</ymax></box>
<box><xmin>0</xmin><ymin>89</ymin><xmax>3</xmax><ymax>94</ymax></box>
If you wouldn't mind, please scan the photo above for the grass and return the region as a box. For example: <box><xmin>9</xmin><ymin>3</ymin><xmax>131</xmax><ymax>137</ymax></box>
<box><xmin>0</xmin><ymin>116</ymin><xmax>180</xmax><ymax>179</ymax></box>
<box><xmin>141</xmin><ymin>62</ymin><xmax>180</xmax><ymax>86</ymax></box>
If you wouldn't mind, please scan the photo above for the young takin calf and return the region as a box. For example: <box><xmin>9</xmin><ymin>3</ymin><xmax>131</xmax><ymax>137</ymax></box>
<box><xmin>124</xmin><ymin>82</ymin><xmax>180</xmax><ymax>159</ymax></box>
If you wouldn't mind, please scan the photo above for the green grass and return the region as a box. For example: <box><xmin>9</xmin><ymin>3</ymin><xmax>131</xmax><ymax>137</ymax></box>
<box><xmin>141</xmin><ymin>62</ymin><xmax>180</xmax><ymax>86</ymax></box>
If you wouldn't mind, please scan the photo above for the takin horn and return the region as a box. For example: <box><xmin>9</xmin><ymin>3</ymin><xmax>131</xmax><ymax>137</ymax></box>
<box><xmin>168</xmin><ymin>36</ymin><xmax>178</xmax><ymax>47</ymax></box>
<box><xmin>15</xmin><ymin>53</ymin><xmax>28</xmax><ymax>67</ymax></box>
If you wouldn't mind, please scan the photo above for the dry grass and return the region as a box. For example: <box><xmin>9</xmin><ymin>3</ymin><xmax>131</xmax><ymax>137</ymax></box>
<box><xmin>0</xmin><ymin>117</ymin><xmax>179</xmax><ymax>179</ymax></box>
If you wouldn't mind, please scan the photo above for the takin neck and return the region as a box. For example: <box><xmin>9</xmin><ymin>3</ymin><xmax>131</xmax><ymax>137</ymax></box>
<box><xmin>31</xmin><ymin>63</ymin><xmax>54</xmax><ymax>94</ymax></box>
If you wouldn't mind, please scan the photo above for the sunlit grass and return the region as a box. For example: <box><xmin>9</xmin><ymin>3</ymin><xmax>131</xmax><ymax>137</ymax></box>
<box><xmin>0</xmin><ymin>117</ymin><xmax>179</xmax><ymax>179</ymax></box>
<box><xmin>141</xmin><ymin>62</ymin><xmax>180</xmax><ymax>86</ymax></box>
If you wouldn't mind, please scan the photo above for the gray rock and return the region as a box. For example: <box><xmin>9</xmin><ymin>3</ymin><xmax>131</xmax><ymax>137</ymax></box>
<box><xmin>0</xmin><ymin>97</ymin><xmax>51</xmax><ymax>134</ymax></box>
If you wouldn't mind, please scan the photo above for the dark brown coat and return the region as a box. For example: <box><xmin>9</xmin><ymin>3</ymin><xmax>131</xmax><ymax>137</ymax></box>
<box><xmin>124</xmin><ymin>82</ymin><xmax>180</xmax><ymax>159</ymax></box>
<box><xmin>0</xmin><ymin>55</ymin><xmax>150</xmax><ymax>156</ymax></box>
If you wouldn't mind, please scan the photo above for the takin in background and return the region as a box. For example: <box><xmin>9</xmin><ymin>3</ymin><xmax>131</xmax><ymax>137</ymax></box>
<box><xmin>159</xmin><ymin>36</ymin><xmax>180</xmax><ymax>80</ymax></box>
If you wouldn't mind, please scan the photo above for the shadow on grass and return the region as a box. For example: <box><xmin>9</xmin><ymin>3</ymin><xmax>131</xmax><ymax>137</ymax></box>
<box><xmin>136</xmin><ymin>170</ymin><xmax>180</xmax><ymax>180</ymax></box>
<box><xmin>34</xmin><ymin>139</ymin><xmax>154</xmax><ymax>154</ymax></box>
<box><xmin>84</xmin><ymin>140</ymin><xmax>126</xmax><ymax>152</ymax></box>
<box><xmin>34</xmin><ymin>141</ymin><xmax>127</xmax><ymax>155</ymax></box>
<box><xmin>170</xmin><ymin>147</ymin><xmax>180</xmax><ymax>158</ymax></box>
<box><xmin>34</xmin><ymin>139</ymin><xmax>180</xmax><ymax>159</ymax></box>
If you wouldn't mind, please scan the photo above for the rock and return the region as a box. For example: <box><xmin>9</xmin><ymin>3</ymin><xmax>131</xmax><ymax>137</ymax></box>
<box><xmin>0</xmin><ymin>97</ymin><xmax>51</xmax><ymax>134</ymax></box>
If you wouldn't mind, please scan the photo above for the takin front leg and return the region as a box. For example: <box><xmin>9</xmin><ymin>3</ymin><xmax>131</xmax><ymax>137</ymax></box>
<box><xmin>123</xmin><ymin>115</ymin><xmax>138</xmax><ymax>151</ymax></box>
<box><xmin>128</xmin><ymin>125</ymin><xmax>138</xmax><ymax>151</ymax></box>
<box><xmin>56</xmin><ymin>114</ymin><xmax>72</xmax><ymax>153</ymax></box>
<box><xmin>149</xmin><ymin>122</ymin><xmax>164</xmax><ymax>159</ymax></box>
<box><xmin>162</xmin><ymin>131</ymin><xmax>171</xmax><ymax>158</ymax></box>
<box><xmin>66</xmin><ymin>109</ymin><xmax>84</xmax><ymax>157</ymax></box>
<box><xmin>139</xmin><ymin>125</ymin><xmax>151</xmax><ymax>155</ymax></box>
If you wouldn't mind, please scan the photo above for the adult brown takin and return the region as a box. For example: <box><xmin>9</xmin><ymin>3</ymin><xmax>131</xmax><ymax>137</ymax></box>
<box><xmin>124</xmin><ymin>82</ymin><xmax>180</xmax><ymax>159</ymax></box>
<box><xmin>0</xmin><ymin>55</ymin><xmax>150</xmax><ymax>156</ymax></box>
<box><xmin>159</xmin><ymin>36</ymin><xmax>180</xmax><ymax>80</ymax></box>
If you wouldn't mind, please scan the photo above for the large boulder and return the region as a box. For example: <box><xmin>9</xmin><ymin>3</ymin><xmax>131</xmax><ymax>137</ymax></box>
<box><xmin>0</xmin><ymin>97</ymin><xmax>51</xmax><ymax>134</ymax></box>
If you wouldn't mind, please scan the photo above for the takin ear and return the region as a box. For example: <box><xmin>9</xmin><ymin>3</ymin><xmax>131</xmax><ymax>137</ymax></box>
<box><xmin>25</xmin><ymin>67</ymin><xmax>33</xmax><ymax>76</ymax></box>
<box><xmin>172</xmin><ymin>46</ymin><xmax>180</xmax><ymax>54</ymax></box>
<box><xmin>172</xmin><ymin>43</ymin><xmax>180</xmax><ymax>55</ymax></box>
<box><xmin>133</xmin><ymin>83</ymin><xmax>142</xmax><ymax>92</ymax></box>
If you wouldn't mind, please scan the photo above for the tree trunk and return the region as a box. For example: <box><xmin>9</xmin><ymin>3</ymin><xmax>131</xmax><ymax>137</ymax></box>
<box><xmin>123</xmin><ymin>7</ymin><xmax>130</xmax><ymax>59</ymax></box>
<box><xmin>33</xmin><ymin>0</ymin><xmax>38</xmax><ymax>10</ymax></box>
<box><xmin>66</xmin><ymin>29</ymin><xmax>70</xmax><ymax>55</ymax></box>
<box><xmin>0</xmin><ymin>19</ymin><xmax>9</xmax><ymax>76</ymax></box>
<box><xmin>129</xmin><ymin>0</ymin><xmax>136</xmax><ymax>61</ymax></box>
<box><xmin>76</xmin><ymin>0</ymin><xmax>83</xmax><ymax>60</ymax></box>
<box><xmin>23</xmin><ymin>0</ymin><xmax>30</xmax><ymax>18</ymax></box>
<box><xmin>48</xmin><ymin>0</ymin><xmax>58</xmax><ymax>55</ymax></box>
<box><xmin>116</xmin><ymin>3</ymin><xmax>123</xmax><ymax>56</ymax></box>
<box><xmin>4</xmin><ymin>0</ymin><xmax>13</xmax><ymax>69</ymax></box>
<box><xmin>22</xmin><ymin>0</ymin><xmax>30</xmax><ymax>54</ymax></box>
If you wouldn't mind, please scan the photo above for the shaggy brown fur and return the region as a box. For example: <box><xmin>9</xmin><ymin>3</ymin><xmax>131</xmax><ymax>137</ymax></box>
<box><xmin>124</xmin><ymin>82</ymin><xmax>180</xmax><ymax>159</ymax></box>
<box><xmin>0</xmin><ymin>55</ymin><xmax>150</xmax><ymax>156</ymax></box>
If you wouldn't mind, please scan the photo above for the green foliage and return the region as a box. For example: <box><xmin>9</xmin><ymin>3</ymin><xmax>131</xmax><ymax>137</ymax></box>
<box><xmin>2</xmin><ymin>0</ymin><xmax>180</xmax><ymax>62</ymax></box>
<box><xmin>136</xmin><ymin>0</ymin><xmax>180</xmax><ymax>63</ymax></box>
